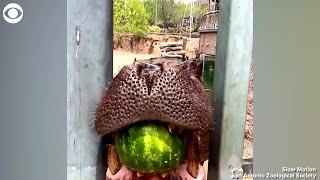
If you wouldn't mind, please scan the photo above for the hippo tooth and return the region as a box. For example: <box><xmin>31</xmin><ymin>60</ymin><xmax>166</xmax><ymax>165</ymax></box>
<box><xmin>161</xmin><ymin>171</ymin><xmax>169</xmax><ymax>178</ymax></box>
<box><xmin>137</xmin><ymin>172</ymin><xmax>144</xmax><ymax>177</ymax></box>
<box><xmin>168</xmin><ymin>123</ymin><xmax>175</xmax><ymax>133</ymax></box>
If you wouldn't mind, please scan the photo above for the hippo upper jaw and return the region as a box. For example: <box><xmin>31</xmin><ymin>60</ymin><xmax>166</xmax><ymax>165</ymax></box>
<box><xmin>94</xmin><ymin>60</ymin><xmax>213</xmax><ymax>136</ymax></box>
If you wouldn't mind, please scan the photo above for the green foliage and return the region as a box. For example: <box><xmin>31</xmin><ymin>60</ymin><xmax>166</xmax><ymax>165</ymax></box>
<box><xmin>171</xmin><ymin>1</ymin><xmax>186</xmax><ymax>25</ymax></box>
<box><xmin>114</xmin><ymin>0</ymin><xmax>209</xmax><ymax>35</ymax></box>
<box><xmin>194</xmin><ymin>5</ymin><xmax>208</xmax><ymax>19</ymax></box>
<box><xmin>113</xmin><ymin>0</ymin><xmax>125</xmax><ymax>33</ymax></box>
<box><xmin>144</xmin><ymin>0</ymin><xmax>156</xmax><ymax>24</ymax></box>
<box><xmin>193</xmin><ymin>23</ymin><xmax>200</xmax><ymax>32</ymax></box>
<box><xmin>149</xmin><ymin>25</ymin><xmax>162</xmax><ymax>34</ymax></box>
<box><xmin>157</xmin><ymin>0</ymin><xmax>176</xmax><ymax>27</ymax></box>
<box><xmin>145</xmin><ymin>0</ymin><xmax>185</xmax><ymax>27</ymax></box>
<box><xmin>156</xmin><ymin>1</ymin><xmax>208</xmax><ymax>28</ymax></box>
<box><xmin>114</xmin><ymin>0</ymin><xmax>149</xmax><ymax>37</ymax></box>
<box><xmin>183</xmin><ymin>4</ymin><xmax>208</xmax><ymax>19</ymax></box>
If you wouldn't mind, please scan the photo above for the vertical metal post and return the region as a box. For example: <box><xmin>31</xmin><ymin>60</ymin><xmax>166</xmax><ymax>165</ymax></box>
<box><xmin>155</xmin><ymin>0</ymin><xmax>158</xmax><ymax>25</ymax></box>
<box><xmin>189</xmin><ymin>0</ymin><xmax>194</xmax><ymax>38</ymax></box>
<box><xmin>106</xmin><ymin>1</ymin><xmax>114</xmax><ymax>83</ymax></box>
<box><xmin>67</xmin><ymin>0</ymin><xmax>113</xmax><ymax>179</ymax></box>
<box><xmin>207</xmin><ymin>0</ymin><xmax>252</xmax><ymax>179</ymax></box>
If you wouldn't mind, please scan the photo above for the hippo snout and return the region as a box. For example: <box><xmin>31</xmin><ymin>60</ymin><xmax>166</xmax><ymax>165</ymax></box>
<box><xmin>94</xmin><ymin>60</ymin><xmax>213</xmax><ymax>136</ymax></box>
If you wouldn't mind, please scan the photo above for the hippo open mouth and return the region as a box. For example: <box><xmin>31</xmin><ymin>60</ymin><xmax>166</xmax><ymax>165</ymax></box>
<box><xmin>94</xmin><ymin>60</ymin><xmax>213</xmax><ymax>179</ymax></box>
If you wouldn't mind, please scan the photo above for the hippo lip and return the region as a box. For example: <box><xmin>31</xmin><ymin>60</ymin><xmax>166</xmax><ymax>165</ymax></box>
<box><xmin>94</xmin><ymin>60</ymin><xmax>213</xmax><ymax>136</ymax></box>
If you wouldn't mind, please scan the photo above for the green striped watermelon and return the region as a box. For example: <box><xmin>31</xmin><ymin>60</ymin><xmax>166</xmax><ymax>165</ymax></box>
<box><xmin>114</xmin><ymin>122</ymin><xmax>187</xmax><ymax>174</ymax></box>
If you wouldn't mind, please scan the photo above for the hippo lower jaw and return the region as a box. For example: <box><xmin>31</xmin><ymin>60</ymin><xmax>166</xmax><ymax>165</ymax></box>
<box><xmin>106</xmin><ymin>138</ymin><xmax>206</xmax><ymax>180</ymax></box>
<box><xmin>106</xmin><ymin>161</ymin><xmax>206</xmax><ymax>180</ymax></box>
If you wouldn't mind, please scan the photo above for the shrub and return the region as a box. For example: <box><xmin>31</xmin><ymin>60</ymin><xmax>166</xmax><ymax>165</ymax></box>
<box><xmin>149</xmin><ymin>25</ymin><xmax>162</xmax><ymax>34</ymax></box>
<box><xmin>193</xmin><ymin>23</ymin><xmax>200</xmax><ymax>32</ymax></box>
<box><xmin>114</xmin><ymin>0</ymin><xmax>149</xmax><ymax>37</ymax></box>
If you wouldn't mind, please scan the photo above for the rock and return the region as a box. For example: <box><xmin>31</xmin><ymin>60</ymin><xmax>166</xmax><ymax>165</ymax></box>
<box><xmin>161</xmin><ymin>53</ymin><xmax>183</xmax><ymax>58</ymax></box>
<box><xmin>166</xmin><ymin>50</ymin><xmax>186</xmax><ymax>55</ymax></box>
<box><xmin>159</xmin><ymin>42</ymin><xmax>184</xmax><ymax>48</ymax></box>
<box><xmin>160</xmin><ymin>46</ymin><xmax>183</xmax><ymax>52</ymax></box>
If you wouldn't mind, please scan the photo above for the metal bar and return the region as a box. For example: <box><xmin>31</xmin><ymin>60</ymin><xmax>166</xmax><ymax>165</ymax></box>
<box><xmin>207</xmin><ymin>0</ymin><xmax>253</xmax><ymax>179</ymax></box>
<box><xmin>198</xmin><ymin>29</ymin><xmax>218</xmax><ymax>33</ymax></box>
<box><xmin>189</xmin><ymin>0</ymin><xmax>194</xmax><ymax>38</ymax></box>
<box><xmin>67</xmin><ymin>0</ymin><xmax>113</xmax><ymax>179</ymax></box>
<box><xmin>106</xmin><ymin>1</ymin><xmax>114</xmax><ymax>82</ymax></box>
<box><xmin>155</xmin><ymin>0</ymin><xmax>158</xmax><ymax>25</ymax></box>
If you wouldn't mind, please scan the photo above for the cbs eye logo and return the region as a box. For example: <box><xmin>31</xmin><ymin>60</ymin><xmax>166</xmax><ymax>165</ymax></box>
<box><xmin>3</xmin><ymin>3</ymin><xmax>23</xmax><ymax>24</ymax></box>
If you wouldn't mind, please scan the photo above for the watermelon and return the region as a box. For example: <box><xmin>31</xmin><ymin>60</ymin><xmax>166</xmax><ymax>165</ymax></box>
<box><xmin>114</xmin><ymin>122</ymin><xmax>187</xmax><ymax>174</ymax></box>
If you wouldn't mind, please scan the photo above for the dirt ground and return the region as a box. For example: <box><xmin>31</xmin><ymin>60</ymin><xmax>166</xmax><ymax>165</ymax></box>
<box><xmin>113</xmin><ymin>50</ymin><xmax>155</xmax><ymax>76</ymax></box>
<box><xmin>113</xmin><ymin>34</ymin><xmax>201</xmax><ymax>59</ymax></box>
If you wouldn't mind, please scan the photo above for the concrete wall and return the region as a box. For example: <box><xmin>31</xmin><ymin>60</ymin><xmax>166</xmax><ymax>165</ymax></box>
<box><xmin>199</xmin><ymin>11</ymin><xmax>219</xmax><ymax>55</ymax></box>
<box><xmin>67</xmin><ymin>0</ymin><xmax>113</xmax><ymax>179</ymax></box>
<box><xmin>200</xmin><ymin>12</ymin><xmax>219</xmax><ymax>30</ymax></box>
<box><xmin>199</xmin><ymin>32</ymin><xmax>217</xmax><ymax>55</ymax></box>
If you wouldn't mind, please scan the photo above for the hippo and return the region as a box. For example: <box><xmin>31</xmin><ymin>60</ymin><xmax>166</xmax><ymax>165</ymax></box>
<box><xmin>94</xmin><ymin>59</ymin><xmax>214</xmax><ymax>180</ymax></box>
